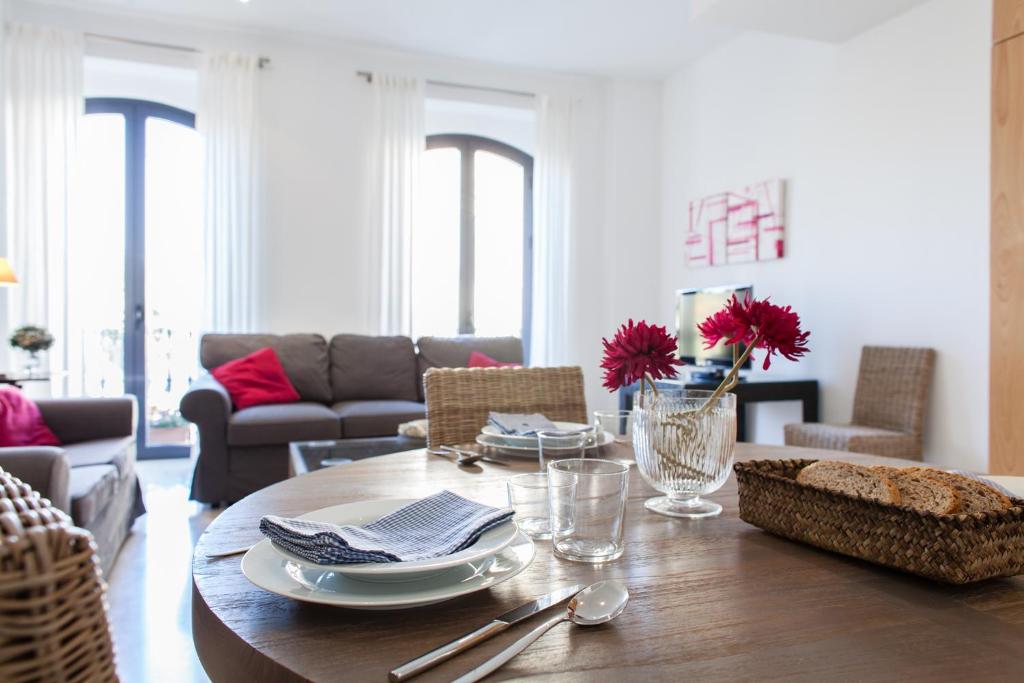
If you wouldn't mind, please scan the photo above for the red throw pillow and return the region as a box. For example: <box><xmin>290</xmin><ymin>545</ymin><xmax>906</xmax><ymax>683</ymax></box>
<box><xmin>0</xmin><ymin>387</ymin><xmax>61</xmax><ymax>447</ymax></box>
<box><xmin>467</xmin><ymin>351</ymin><xmax>520</xmax><ymax>368</ymax></box>
<box><xmin>211</xmin><ymin>347</ymin><xmax>301</xmax><ymax>410</ymax></box>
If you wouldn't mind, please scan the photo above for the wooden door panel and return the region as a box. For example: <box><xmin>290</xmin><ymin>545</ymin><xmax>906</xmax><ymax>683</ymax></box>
<box><xmin>996</xmin><ymin>0</ymin><xmax>1024</xmax><ymax>43</ymax></box>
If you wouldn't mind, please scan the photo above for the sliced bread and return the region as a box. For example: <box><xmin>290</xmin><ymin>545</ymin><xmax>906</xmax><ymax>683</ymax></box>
<box><xmin>908</xmin><ymin>468</ymin><xmax>1013</xmax><ymax>514</ymax></box>
<box><xmin>871</xmin><ymin>466</ymin><xmax>961</xmax><ymax>514</ymax></box>
<box><xmin>796</xmin><ymin>461</ymin><xmax>901</xmax><ymax>505</ymax></box>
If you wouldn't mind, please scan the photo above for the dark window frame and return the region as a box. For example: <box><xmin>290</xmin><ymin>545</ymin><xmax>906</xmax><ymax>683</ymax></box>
<box><xmin>425</xmin><ymin>134</ymin><xmax>533</xmax><ymax>359</ymax></box>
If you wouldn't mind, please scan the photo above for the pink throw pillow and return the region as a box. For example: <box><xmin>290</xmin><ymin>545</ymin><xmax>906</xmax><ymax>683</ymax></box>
<box><xmin>211</xmin><ymin>347</ymin><xmax>301</xmax><ymax>410</ymax></box>
<box><xmin>0</xmin><ymin>387</ymin><xmax>61</xmax><ymax>447</ymax></box>
<box><xmin>467</xmin><ymin>351</ymin><xmax>520</xmax><ymax>368</ymax></box>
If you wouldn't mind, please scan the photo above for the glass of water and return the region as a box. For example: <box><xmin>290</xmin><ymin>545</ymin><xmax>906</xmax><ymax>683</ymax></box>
<box><xmin>632</xmin><ymin>389</ymin><xmax>736</xmax><ymax>518</ymax></box>
<box><xmin>507</xmin><ymin>472</ymin><xmax>574</xmax><ymax>540</ymax></box>
<box><xmin>537</xmin><ymin>430</ymin><xmax>586</xmax><ymax>471</ymax></box>
<box><xmin>547</xmin><ymin>458</ymin><xmax>629</xmax><ymax>563</ymax></box>
<box><xmin>593</xmin><ymin>409</ymin><xmax>635</xmax><ymax>464</ymax></box>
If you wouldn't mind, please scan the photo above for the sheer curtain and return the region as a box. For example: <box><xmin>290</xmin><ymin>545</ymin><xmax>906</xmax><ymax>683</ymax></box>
<box><xmin>530</xmin><ymin>94</ymin><xmax>576</xmax><ymax>366</ymax></box>
<box><xmin>198</xmin><ymin>52</ymin><xmax>261</xmax><ymax>333</ymax></box>
<box><xmin>4</xmin><ymin>23</ymin><xmax>83</xmax><ymax>394</ymax></box>
<box><xmin>369</xmin><ymin>74</ymin><xmax>424</xmax><ymax>336</ymax></box>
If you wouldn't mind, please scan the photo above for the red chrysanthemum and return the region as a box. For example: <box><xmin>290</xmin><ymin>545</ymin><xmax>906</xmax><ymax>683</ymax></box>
<box><xmin>697</xmin><ymin>294</ymin><xmax>810</xmax><ymax>370</ymax></box>
<box><xmin>601</xmin><ymin>319</ymin><xmax>684</xmax><ymax>391</ymax></box>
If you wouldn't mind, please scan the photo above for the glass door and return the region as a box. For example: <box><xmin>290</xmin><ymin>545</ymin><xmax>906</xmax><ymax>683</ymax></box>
<box><xmin>79</xmin><ymin>98</ymin><xmax>202</xmax><ymax>458</ymax></box>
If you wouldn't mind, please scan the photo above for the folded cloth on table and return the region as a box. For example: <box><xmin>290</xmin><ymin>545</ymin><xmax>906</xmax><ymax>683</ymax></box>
<box><xmin>397</xmin><ymin>418</ymin><xmax>428</xmax><ymax>439</ymax></box>
<box><xmin>488</xmin><ymin>412</ymin><xmax>558</xmax><ymax>436</ymax></box>
<box><xmin>259</xmin><ymin>490</ymin><xmax>514</xmax><ymax>565</ymax></box>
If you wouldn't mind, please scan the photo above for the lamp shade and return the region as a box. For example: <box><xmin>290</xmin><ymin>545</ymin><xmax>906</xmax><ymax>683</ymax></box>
<box><xmin>0</xmin><ymin>258</ymin><xmax>17</xmax><ymax>286</ymax></box>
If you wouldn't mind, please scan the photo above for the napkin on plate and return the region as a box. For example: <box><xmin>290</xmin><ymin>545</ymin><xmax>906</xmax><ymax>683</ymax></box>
<box><xmin>258</xmin><ymin>490</ymin><xmax>514</xmax><ymax>565</ymax></box>
<box><xmin>488</xmin><ymin>412</ymin><xmax>558</xmax><ymax>436</ymax></box>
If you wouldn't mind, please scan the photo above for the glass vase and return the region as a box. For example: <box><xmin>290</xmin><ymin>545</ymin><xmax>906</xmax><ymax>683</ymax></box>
<box><xmin>632</xmin><ymin>389</ymin><xmax>737</xmax><ymax>518</ymax></box>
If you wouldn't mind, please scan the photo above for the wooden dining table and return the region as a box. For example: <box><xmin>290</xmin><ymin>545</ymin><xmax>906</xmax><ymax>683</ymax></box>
<box><xmin>191</xmin><ymin>443</ymin><xmax>1024</xmax><ymax>681</ymax></box>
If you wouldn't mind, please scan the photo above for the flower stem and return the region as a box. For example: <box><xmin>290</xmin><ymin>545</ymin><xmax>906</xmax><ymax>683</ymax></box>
<box><xmin>700</xmin><ymin>334</ymin><xmax>761</xmax><ymax>414</ymax></box>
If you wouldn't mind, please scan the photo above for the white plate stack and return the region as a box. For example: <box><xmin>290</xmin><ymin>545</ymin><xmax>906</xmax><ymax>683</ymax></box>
<box><xmin>475</xmin><ymin>421</ymin><xmax>614</xmax><ymax>456</ymax></box>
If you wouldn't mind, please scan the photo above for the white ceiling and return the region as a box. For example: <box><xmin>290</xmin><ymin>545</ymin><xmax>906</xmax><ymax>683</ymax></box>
<box><xmin>25</xmin><ymin>0</ymin><xmax>932</xmax><ymax>78</ymax></box>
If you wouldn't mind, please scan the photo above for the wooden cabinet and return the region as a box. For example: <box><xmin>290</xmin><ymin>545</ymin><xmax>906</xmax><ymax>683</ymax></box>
<box><xmin>996</xmin><ymin>0</ymin><xmax>1024</xmax><ymax>43</ymax></box>
<box><xmin>991</xmin><ymin>6</ymin><xmax>1024</xmax><ymax>474</ymax></box>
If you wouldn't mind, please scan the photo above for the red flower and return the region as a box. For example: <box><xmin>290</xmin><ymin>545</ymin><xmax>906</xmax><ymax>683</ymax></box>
<box><xmin>601</xmin><ymin>319</ymin><xmax>684</xmax><ymax>391</ymax></box>
<box><xmin>697</xmin><ymin>294</ymin><xmax>810</xmax><ymax>370</ymax></box>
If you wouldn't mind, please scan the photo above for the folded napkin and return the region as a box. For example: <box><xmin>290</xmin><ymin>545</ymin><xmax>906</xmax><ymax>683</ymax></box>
<box><xmin>488</xmin><ymin>412</ymin><xmax>558</xmax><ymax>436</ymax></box>
<box><xmin>259</xmin><ymin>491</ymin><xmax>514</xmax><ymax>565</ymax></box>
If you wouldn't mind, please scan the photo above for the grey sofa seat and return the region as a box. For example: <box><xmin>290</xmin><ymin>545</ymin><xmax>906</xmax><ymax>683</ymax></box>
<box><xmin>228</xmin><ymin>403</ymin><xmax>341</xmax><ymax>446</ymax></box>
<box><xmin>333</xmin><ymin>400</ymin><xmax>426</xmax><ymax>438</ymax></box>
<box><xmin>62</xmin><ymin>436</ymin><xmax>134</xmax><ymax>473</ymax></box>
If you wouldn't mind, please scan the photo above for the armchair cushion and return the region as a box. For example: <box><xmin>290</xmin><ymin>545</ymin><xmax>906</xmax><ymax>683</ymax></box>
<box><xmin>0</xmin><ymin>387</ymin><xmax>61</xmax><ymax>447</ymax></box>
<box><xmin>61</xmin><ymin>436</ymin><xmax>134</xmax><ymax>477</ymax></box>
<box><xmin>69</xmin><ymin>464</ymin><xmax>120</xmax><ymax>527</ymax></box>
<box><xmin>227</xmin><ymin>402</ymin><xmax>341</xmax><ymax>447</ymax></box>
<box><xmin>211</xmin><ymin>347</ymin><xmax>301</xmax><ymax>410</ymax></box>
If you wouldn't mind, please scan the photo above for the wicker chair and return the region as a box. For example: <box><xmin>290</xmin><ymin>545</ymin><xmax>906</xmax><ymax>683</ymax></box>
<box><xmin>784</xmin><ymin>346</ymin><xmax>936</xmax><ymax>459</ymax></box>
<box><xmin>0</xmin><ymin>468</ymin><xmax>118</xmax><ymax>682</ymax></box>
<box><xmin>424</xmin><ymin>366</ymin><xmax>588</xmax><ymax>448</ymax></box>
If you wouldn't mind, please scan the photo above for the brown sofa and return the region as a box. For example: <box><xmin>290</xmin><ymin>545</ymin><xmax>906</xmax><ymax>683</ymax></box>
<box><xmin>181</xmin><ymin>334</ymin><xmax>523</xmax><ymax>503</ymax></box>
<box><xmin>0</xmin><ymin>396</ymin><xmax>146</xmax><ymax>572</ymax></box>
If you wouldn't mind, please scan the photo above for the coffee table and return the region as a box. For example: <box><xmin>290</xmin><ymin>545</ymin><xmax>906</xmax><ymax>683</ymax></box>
<box><xmin>193</xmin><ymin>443</ymin><xmax>1024</xmax><ymax>681</ymax></box>
<box><xmin>288</xmin><ymin>436</ymin><xmax>427</xmax><ymax>475</ymax></box>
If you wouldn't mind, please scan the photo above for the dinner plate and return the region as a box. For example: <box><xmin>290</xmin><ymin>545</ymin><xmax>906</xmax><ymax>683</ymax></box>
<box><xmin>480</xmin><ymin>421</ymin><xmax>593</xmax><ymax>446</ymax></box>
<box><xmin>265</xmin><ymin>499</ymin><xmax>518</xmax><ymax>582</ymax></box>
<box><xmin>241</xmin><ymin>530</ymin><xmax>535</xmax><ymax>610</ymax></box>
<box><xmin>476</xmin><ymin>429</ymin><xmax>615</xmax><ymax>456</ymax></box>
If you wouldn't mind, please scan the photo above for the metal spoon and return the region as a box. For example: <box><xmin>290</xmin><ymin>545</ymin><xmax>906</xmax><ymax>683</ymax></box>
<box><xmin>452</xmin><ymin>580</ymin><xmax>629</xmax><ymax>683</ymax></box>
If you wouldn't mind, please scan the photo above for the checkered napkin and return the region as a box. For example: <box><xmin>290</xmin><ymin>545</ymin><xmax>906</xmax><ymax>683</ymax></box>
<box><xmin>258</xmin><ymin>491</ymin><xmax>514</xmax><ymax>565</ymax></box>
<box><xmin>488</xmin><ymin>412</ymin><xmax>558</xmax><ymax>436</ymax></box>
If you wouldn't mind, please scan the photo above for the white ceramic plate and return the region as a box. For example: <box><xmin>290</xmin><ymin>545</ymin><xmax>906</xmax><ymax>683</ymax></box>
<box><xmin>265</xmin><ymin>499</ymin><xmax>518</xmax><ymax>581</ymax></box>
<box><xmin>476</xmin><ymin>429</ymin><xmax>615</xmax><ymax>456</ymax></box>
<box><xmin>242</xmin><ymin>530</ymin><xmax>535</xmax><ymax>610</ymax></box>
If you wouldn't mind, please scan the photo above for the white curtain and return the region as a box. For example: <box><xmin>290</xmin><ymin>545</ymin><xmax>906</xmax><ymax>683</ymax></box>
<box><xmin>198</xmin><ymin>52</ymin><xmax>261</xmax><ymax>333</ymax></box>
<box><xmin>3</xmin><ymin>23</ymin><xmax>83</xmax><ymax>394</ymax></box>
<box><xmin>530</xmin><ymin>94</ymin><xmax>576</xmax><ymax>366</ymax></box>
<box><xmin>369</xmin><ymin>73</ymin><xmax>424</xmax><ymax>336</ymax></box>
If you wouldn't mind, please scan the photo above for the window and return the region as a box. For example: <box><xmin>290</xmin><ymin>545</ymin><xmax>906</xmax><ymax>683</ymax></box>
<box><xmin>413</xmin><ymin>135</ymin><xmax>533</xmax><ymax>347</ymax></box>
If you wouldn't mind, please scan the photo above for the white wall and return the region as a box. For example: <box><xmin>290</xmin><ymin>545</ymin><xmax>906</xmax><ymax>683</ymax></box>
<box><xmin>6</xmin><ymin>0</ymin><xmax>663</xmax><ymax>414</ymax></box>
<box><xmin>660</xmin><ymin>0</ymin><xmax>991</xmax><ymax>469</ymax></box>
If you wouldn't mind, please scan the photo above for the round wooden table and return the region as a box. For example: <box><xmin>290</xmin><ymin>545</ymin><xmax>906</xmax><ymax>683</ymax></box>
<box><xmin>192</xmin><ymin>444</ymin><xmax>1024</xmax><ymax>681</ymax></box>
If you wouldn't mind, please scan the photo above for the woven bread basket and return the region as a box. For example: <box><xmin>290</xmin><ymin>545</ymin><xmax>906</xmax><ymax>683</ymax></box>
<box><xmin>734</xmin><ymin>459</ymin><xmax>1024</xmax><ymax>584</ymax></box>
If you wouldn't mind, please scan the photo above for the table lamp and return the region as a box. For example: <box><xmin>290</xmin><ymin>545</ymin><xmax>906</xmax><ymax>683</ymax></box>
<box><xmin>0</xmin><ymin>258</ymin><xmax>17</xmax><ymax>286</ymax></box>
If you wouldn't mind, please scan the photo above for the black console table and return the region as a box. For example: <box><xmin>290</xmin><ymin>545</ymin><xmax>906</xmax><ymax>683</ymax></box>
<box><xmin>619</xmin><ymin>378</ymin><xmax>819</xmax><ymax>442</ymax></box>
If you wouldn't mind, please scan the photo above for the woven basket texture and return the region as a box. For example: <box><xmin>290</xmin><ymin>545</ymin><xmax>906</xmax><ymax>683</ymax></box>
<box><xmin>0</xmin><ymin>468</ymin><xmax>118</xmax><ymax>682</ymax></box>
<box><xmin>734</xmin><ymin>459</ymin><xmax>1024</xmax><ymax>584</ymax></box>
<box><xmin>424</xmin><ymin>366</ymin><xmax>587</xmax><ymax>448</ymax></box>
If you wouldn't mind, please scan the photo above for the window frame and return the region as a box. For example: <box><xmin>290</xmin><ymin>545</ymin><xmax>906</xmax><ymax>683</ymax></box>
<box><xmin>425</xmin><ymin>134</ymin><xmax>533</xmax><ymax>354</ymax></box>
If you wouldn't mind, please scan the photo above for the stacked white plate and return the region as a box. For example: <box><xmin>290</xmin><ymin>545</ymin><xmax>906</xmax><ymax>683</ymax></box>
<box><xmin>475</xmin><ymin>421</ymin><xmax>615</xmax><ymax>456</ymax></box>
<box><xmin>242</xmin><ymin>499</ymin><xmax>534</xmax><ymax>610</ymax></box>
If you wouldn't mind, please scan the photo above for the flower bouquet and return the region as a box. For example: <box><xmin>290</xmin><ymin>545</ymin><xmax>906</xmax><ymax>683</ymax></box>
<box><xmin>10</xmin><ymin>325</ymin><xmax>54</xmax><ymax>375</ymax></box>
<box><xmin>602</xmin><ymin>295</ymin><xmax>809</xmax><ymax>517</ymax></box>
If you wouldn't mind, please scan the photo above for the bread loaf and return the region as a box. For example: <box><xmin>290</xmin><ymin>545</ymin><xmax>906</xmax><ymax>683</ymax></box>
<box><xmin>796</xmin><ymin>461</ymin><xmax>901</xmax><ymax>505</ymax></box>
<box><xmin>871</xmin><ymin>466</ymin><xmax>961</xmax><ymax>514</ymax></box>
<box><xmin>908</xmin><ymin>468</ymin><xmax>1012</xmax><ymax>514</ymax></box>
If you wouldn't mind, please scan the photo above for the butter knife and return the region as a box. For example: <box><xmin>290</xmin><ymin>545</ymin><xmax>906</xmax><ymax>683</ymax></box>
<box><xmin>388</xmin><ymin>583</ymin><xmax>584</xmax><ymax>682</ymax></box>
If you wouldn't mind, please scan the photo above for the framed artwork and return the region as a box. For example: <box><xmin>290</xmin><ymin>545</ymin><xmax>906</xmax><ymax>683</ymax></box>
<box><xmin>685</xmin><ymin>179</ymin><xmax>785</xmax><ymax>267</ymax></box>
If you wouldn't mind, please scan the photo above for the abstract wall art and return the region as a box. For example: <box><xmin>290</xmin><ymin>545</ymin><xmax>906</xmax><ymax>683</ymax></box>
<box><xmin>685</xmin><ymin>179</ymin><xmax>786</xmax><ymax>268</ymax></box>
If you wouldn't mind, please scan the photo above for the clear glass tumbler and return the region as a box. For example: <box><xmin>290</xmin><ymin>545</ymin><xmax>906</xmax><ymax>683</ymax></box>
<box><xmin>506</xmin><ymin>472</ymin><xmax>574</xmax><ymax>540</ymax></box>
<box><xmin>632</xmin><ymin>389</ymin><xmax>737</xmax><ymax>518</ymax></box>
<box><xmin>593</xmin><ymin>409</ymin><xmax>635</xmax><ymax>465</ymax></box>
<box><xmin>537</xmin><ymin>430</ymin><xmax>586</xmax><ymax>471</ymax></box>
<box><xmin>547</xmin><ymin>458</ymin><xmax>630</xmax><ymax>563</ymax></box>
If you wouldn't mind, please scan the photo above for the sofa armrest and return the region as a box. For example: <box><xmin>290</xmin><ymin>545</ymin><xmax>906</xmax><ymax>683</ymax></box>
<box><xmin>180</xmin><ymin>373</ymin><xmax>232</xmax><ymax>425</ymax></box>
<box><xmin>0</xmin><ymin>448</ymin><xmax>71</xmax><ymax>514</ymax></box>
<box><xmin>36</xmin><ymin>396</ymin><xmax>137</xmax><ymax>444</ymax></box>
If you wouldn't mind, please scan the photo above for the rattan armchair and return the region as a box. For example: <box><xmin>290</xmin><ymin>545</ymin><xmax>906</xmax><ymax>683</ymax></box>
<box><xmin>0</xmin><ymin>468</ymin><xmax>117</xmax><ymax>682</ymax></box>
<box><xmin>423</xmin><ymin>366</ymin><xmax>588</xmax><ymax>448</ymax></box>
<box><xmin>784</xmin><ymin>345</ymin><xmax>936</xmax><ymax>459</ymax></box>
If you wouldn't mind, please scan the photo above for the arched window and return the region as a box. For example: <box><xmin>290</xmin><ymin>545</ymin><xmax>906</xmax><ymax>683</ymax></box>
<box><xmin>414</xmin><ymin>134</ymin><xmax>533</xmax><ymax>350</ymax></box>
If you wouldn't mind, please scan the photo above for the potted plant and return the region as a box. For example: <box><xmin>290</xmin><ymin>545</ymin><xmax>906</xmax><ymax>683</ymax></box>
<box><xmin>9</xmin><ymin>325</ymin><xmax>54</xmax><ymax>376</ymax></box>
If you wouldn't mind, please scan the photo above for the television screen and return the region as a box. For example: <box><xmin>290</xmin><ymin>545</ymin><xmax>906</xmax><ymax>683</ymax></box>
<box><xmin>676</xmin><ymin>284</ymin><xmax>753</xmax><ymax>367</ymax></box>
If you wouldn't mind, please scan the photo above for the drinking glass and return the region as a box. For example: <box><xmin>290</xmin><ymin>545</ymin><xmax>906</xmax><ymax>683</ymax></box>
<box><xmin>547</xmin><ymin>458</ymin><xmax>629</xmax><ymax>563</ymax></box>
<box><xmin>537</xmin><ymin>430</ymin><xmax>586</xmax><ymax>471</ymax></box>
<box><xmin>632</xmin><ymin>389</ymin><xmax>736</xmax><ymax>518</ymax></box>
<box><xmin>506</xmin><ymin>472</ymin><xmax>574</xmax><ymax>540</ymax></box>
<box><xmin>593</xmin><ymin>409</ymin><xmax>635</xmax><ymax>464</ymax></box>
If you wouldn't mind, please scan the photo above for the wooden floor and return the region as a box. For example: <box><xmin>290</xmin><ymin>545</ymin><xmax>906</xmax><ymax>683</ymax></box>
<box><xmin>106</xmin><ymin>458</ymin><xmax>219</xmax><ymax>682</ymax></box>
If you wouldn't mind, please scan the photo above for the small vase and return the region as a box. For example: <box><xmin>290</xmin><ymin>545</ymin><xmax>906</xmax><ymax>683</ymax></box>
<box><xmin>632</xmin><ymin>389</ymin><xmax>737</xmax><ymax>518</ymax></box>
<box><xmin>23</xmin><ymin>351</ymin><xmax>41</xmax><ymax>377</ymax></box>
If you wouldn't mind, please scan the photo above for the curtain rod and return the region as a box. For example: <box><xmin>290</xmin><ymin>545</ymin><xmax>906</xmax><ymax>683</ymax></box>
<box><xmin>355</xmin><ymin>71</ymin><xmax>534</xmax><ymax>99</ymax></box>
<box><xmin>85</xmin><ymin>33</ymin><xmax>271</xmax><ymax>69</ymax></box>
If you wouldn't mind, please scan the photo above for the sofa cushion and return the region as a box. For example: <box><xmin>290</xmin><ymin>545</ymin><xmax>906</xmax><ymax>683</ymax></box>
<box><xmin>201</xmin><ymin>334</ymin><xmax>331</xmax><ymax>404</ymax></box>
<box><xmin>212</xmin><ymin>347</ymin><xmax>301</xmax><ymax>410</ymax></box>
<box><xmin>69</xmin><ymin>464</ymin><xmax>119</xmax><ymax>527</ymax></box>
<box><xmin>61</xmin><ymin>436</ymin><xmax>134</xmax><ymax>477</ymax></box>
<box><xmin>415</xmin><ymin>336</ymin><xmax>524</xmax><ymax>400</ymax></box>
<box><xmin>332</xmin><ymin>400</ymin><xmax>426</xmax><ymax>438</ymax></box>
<box><xmin>227</xmin><ymin>402</ymin><xmax>341</xmax><ymax>447</ymax></box>
<box><xmin>330</xmin><ymin>335</ymin><xmax>419</xmax><ymax>402</ymax></box>
<box><xmin>0</xmin><ymin>387</ymin><xmax>61</xmax><ymax>447</ymax></box>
